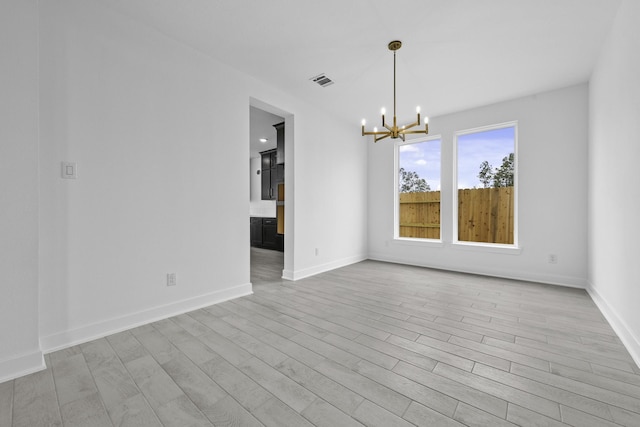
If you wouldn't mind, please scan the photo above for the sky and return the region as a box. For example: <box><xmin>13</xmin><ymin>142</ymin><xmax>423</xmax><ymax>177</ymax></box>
<box><xmin>399</xmin><ymin>126</ymin><xmax>515</xmax><ymax>191</ymax></box>
<box><xmin>399</xmin><ymin>139</ymin><xmax>442</xmax><ymax>190</ymax></box>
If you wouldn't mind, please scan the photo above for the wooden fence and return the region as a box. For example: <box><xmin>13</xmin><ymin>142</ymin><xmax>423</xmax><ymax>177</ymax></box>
<box><xmin>399</xmin><ymin>187</ymin><xmax>514</xmax><ymax>244</ymax></box>
<box><xmin>399</xmin><ymin>191</ymin><xmax>441</xmax><ymax>239</ymax></box>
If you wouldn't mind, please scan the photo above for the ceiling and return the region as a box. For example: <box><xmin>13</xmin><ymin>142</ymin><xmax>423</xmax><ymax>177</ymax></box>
<box><xmin>100</xmin><ymin>0</ymin><xmax>621</xmax><ymax>135</ymax></box>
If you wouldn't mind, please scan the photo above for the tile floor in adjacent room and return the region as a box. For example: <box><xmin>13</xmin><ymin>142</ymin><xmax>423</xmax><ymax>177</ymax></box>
<box><xmin>1</xmin><ymin>248</ymin><xmax>639</xmax><ymax>426</ymax></box>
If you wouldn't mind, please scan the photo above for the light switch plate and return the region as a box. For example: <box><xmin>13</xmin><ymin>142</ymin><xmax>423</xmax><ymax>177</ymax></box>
<box><xmin>61</xmin><ymin>162</ymin><xmax>77</xmax><ymax>179</ymax></box>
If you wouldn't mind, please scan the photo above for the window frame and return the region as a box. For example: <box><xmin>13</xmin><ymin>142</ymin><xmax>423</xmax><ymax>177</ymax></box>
<box><xmin>453</xmin><ymin>121</ymin><xmax>519</xmax><ymax>249</ymax></box>
<box><xmin>394</xmin><ymin>135</ymin><xmax>443</xmax><ymax>243</ymax></box>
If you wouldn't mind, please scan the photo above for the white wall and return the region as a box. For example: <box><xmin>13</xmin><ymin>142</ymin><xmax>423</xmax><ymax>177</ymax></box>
<box><xmin>588</xmin><ymin>0</ymin><xmax>640</xmax><ymax>365</ymax></box>
<box><xmin>369</xmin><ymin>84</ymin><xmax>589</xmax><ymax>287</ymax></box>
<box><xmin>0</xmin><ymin>0</ymin><xmax>43</xmax><ymax>382</ymax></box>
<box><xmin>285</xmin><ymin>112</ymin><xmax>368</xmax><ymax>280</ymax></box>
<box><xmin>30</xmin><ymin>0</ymin><xmax>367</xmax><ymax>362</ymax></box>
<box><xmin>38</xmin><ymin>0</ymin><xmax>253</xmax><ymax>350</ymax></box>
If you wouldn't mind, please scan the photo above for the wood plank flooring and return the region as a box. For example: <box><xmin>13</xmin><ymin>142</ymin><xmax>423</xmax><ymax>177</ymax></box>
<box><xmin>2</xmin><ymin>248</ymin><xmax>639</xmax><ymax>426</ymax></box>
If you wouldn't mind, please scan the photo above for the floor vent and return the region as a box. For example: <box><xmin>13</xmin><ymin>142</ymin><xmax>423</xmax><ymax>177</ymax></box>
<box><xmin>310</xmin><ymin>73</ymin><xmax>334</xmax><ymax>87</ymax></box>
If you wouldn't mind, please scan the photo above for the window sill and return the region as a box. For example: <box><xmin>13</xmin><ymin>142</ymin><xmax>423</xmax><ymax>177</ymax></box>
<box><xmin>451</xmin><ymin>241</ymin><xmax>522</xmax><ymax>255</ymax></box>
<box><xmin>393</xmin><ymin>238</ymin><xmax>444</xmax><ymax>248</ymax></box>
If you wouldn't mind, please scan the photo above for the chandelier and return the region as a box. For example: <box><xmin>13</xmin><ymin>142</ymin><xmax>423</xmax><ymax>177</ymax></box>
<box><xmin>361</xmin><ymin>41</ymin><xmax>429</xmax><ymax>142</ymax></box>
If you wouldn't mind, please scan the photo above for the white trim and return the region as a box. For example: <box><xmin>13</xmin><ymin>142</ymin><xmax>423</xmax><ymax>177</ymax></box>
<box><xmin>453</xmin><ymin>121</ymin><xmax>518</xmax><ymax>247</ymax></box>
<box><xmin>0</xmin><ymin>350</ymin><xmax>45</xmax><ymax>384</ymax></box>
<box><xmin>450</xmin><ymin>241</ymin><xmax>522</xmax><ymax>255</ymax></box>
<box><xmin>282</xmin><ymin>269</ymin><xmax>295</xmax><ymax>281</ymax></box>
<box><xmin>394</xmin><ymin>140</ymin><xmax>399</xmax><ymax>238</ymax></box>
<box><xmin>392</xmin><ymin>238</ymin><xmax>445</xmax><ymax>248</ymax></box>
<box><xmin>39</xmin><ymin>283</ymin><xmax>252</xmax><ymax>353</ymax></box>
<box><xmin>367</xmin><ymin>253</ymin><xmax>587</xmax><ymax>289</ymax></box>
<box><xmin>287</xmin><ymin>254</ymin><xmax>367</xmax><ymax>281</ymax></box>
<box><xmin>587</xmin><ymin>284</ymin><xmax>640</xmax><ymax>369</ymax></box>
<box><xmin>394</xmin><ymin>135</ymin><xmax>443</xmax><ymax>241</ymax></box>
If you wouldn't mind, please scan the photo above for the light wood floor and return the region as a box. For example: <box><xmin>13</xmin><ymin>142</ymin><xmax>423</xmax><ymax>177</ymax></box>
<box><xmin>250</xmin><ymin>247</ymin><xmax>284</xmax><ymax>286</ymax></box>
<box><xmin>2</xmin><ymin>250</ymin><xmax>640</xmax><ymax>426</ymax></box>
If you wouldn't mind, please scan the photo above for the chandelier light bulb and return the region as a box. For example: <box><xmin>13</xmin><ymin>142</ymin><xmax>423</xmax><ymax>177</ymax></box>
<box><xmin>361</xmin><ymin>119</ymin><xmax>366</xmax><ymax>126</ymax></box>
<box><xmin>425</xmin><ymin>116</ymin><xmax>429</xmax><ymax>124</ymax></box>
<box><xmin>416</xmin><ymin>106</ymin><xmax>421</xmax><ymax>113</ymax></box>
<box><xmin>381</xmin><ymin>107</ymin><xmax>386</xmax><ymax>115</ymax></box>
<box><xmin>373</xmin><ymin>126</ymin><xmax>378</xmax><ymax>132</ymax></box>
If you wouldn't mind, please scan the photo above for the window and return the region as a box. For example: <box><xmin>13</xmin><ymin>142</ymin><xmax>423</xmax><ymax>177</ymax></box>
<box><xmin>455</xmin><ymin>123</ymin><xmax>517</xmax><ymax>245</ymax></box>
<box><xmin>396</xmin><ymin>137</ymin><xmax>441</xmax><ymax>240</ymax></box>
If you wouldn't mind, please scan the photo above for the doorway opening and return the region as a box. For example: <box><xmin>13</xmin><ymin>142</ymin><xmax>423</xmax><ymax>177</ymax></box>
<box><xmin>249</xmin><ymin>100</ymin><xmax>292</xmax><ymax>285</ymax></box>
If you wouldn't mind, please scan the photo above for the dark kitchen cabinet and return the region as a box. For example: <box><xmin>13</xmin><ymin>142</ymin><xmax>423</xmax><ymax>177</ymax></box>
<box><xmin>250</xmin><ymin>217</ymin><xmax>282</xmax><ymax>251</ymax></box>
<box><xmin>260</xmin><ymin>168</ymin><xmax>272</xmax><ymax>200</ymax></box>
<box><xmin>250</xmin><ymin>217</ymin><xmax>262</xmax><ymax>247</ymax></box>
<box><xmin>274</xmin><ymin>122</ymin><xmax>285</xmax><ymax>164</ymax></box>
<box><xmin>274</xmin><ymin>122</ymin><xmax>285</xmax><ymax>253</ymax></box>
<box><xmin>260</xmin><ymin>149</ymin><xmax>277</xmax><ymax>200</ymax></box>
<box><xmin>262</xmin><ymin>149</ymin><xmax>276</xmax><ymax>170</ymax></box>
<box><xmin>276</xmin><ymin>164</ymin><xmax>284</xmax><ymax>182</ymax></box>
<box><xmin>274</xmin><ymin>121</ymin><xmax>285</xmax><ymax>183</ymax></box>
<box><xmin>262</xmin><ymin>218</ymin><xmax>277</xmax><ymax>249</ymax></box>
<box><xmin>261</xmin><ymin>123</ymin><xmax>284</xmax><ymax>201</ymax></box>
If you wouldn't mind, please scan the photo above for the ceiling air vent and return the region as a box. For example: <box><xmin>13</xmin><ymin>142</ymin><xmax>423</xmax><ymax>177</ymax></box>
<box><xmin>310</xmin><ymin>73</ymin><xmax>334</xmax><ymax>88</ymax></box>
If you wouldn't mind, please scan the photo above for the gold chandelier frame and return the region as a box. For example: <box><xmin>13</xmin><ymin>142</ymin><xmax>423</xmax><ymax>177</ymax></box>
<box><xmin>361</xmin><ymin>40</ymin><xmax>429</xmax><ymax>142</ymax></box>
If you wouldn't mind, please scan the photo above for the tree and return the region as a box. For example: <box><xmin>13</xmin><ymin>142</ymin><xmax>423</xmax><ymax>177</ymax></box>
<box><xmin>399</xmin><ymin>167</ymin><xmax>430</xmax><ymax>193</ymax></box>
<box><xmin>476</xmin><ymin>153</ymin><xmax>514</xmax><ymax>188</ymax></box>
<box><xmin>478</xmin><ymin>160</ymin><xmax>493</xmax><ymax>188</ymax></box>
<box><xmin>493</xmin><ymin>153</ymin><xmax>514</xmax><ymax>187</ymax></box>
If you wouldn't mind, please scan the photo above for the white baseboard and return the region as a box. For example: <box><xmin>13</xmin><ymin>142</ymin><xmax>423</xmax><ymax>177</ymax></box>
<box><xmin>0</xmin><ymin>349</ymin><xmax>45</xmax><ymax>384</ymax></box>
<box><xmin>588</xmin><ymin>284</ymin><xmax>640</xmax><ymax>369</ymax></box>
<box><xmin>40</xmin><ymin>283</ymin><xmax>253</xmax><ymax>353</ymax></box>
<box><xmin>368</xmin><ymin>252</ymin><xmax>588</xmax><ymax>289</ymax></box>
<box><xmin>286</xmin><ymin>254</ymin><xmax>367</xmax><ymax>281</ymax></box>
<box><xmin>282</xmin><ymin>269</ymin><xmax>294</xmax><ymax>281</ymax></box>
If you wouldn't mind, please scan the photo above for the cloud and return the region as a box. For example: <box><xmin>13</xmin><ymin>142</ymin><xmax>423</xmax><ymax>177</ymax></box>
<box><xmin>415</xmin><ymin>159</ymin><xmax>427</xmax><ymax>165</ymax></box>
<box><xmin>399</xmin><ymin>144</ymin><xmax>419</xmax><ymax>153</ymax></box>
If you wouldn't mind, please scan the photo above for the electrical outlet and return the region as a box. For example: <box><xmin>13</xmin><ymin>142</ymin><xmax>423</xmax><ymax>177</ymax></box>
<box><xmin>548</xmin><ymin>254</ymin><xmax>558</xmax><ymax>264</ymax></box>
<box><xmin>167</xmin><ymin>273</ymin><xmax>177</xmax><ymax>286</ymax></box>
<box><xmin>61</xmin><ymin>162</ymin><xmax>77</xmax><ymax>179</ymax></box>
